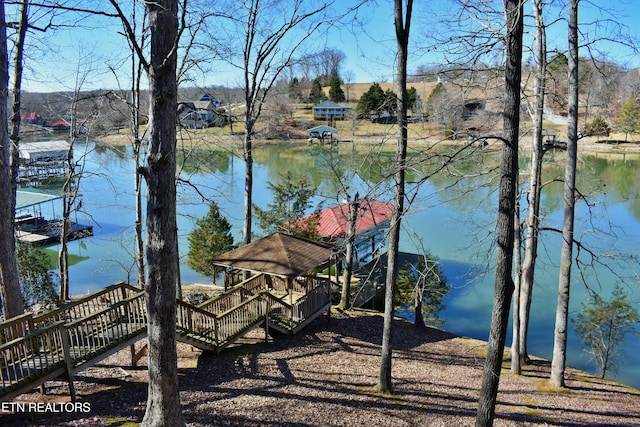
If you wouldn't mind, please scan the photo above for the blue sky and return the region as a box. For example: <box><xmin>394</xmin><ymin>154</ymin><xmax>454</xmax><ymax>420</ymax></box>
<box><xmin>7</xmin><ymin>0</ymin><xmax>639</xmax><ymax>93</ymax></box>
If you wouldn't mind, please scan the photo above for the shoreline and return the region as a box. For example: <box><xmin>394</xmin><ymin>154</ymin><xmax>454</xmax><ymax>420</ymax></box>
<box><xmin>96</xmin><ymin>131</ymin><xmax>640</xmax><ymax>157</ymax></box>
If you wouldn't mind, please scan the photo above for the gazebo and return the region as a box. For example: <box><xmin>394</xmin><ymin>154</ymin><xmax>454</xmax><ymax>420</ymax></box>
<box><xmin>209</xmin><ymin>233</ymin><xmax>337</xmax><ymax>333</ymax></box>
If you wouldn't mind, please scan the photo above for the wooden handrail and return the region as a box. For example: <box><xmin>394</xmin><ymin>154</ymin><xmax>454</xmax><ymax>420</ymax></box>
<box><xmin>0</xmin><ymin>320</ymin><xmax>65</xmax><ymax>353</ymax></box>
<box><xmin>264</xmin><ymin>291</ymin><xmax>293</xmax><ymax>309</ymax></box>
<box><xmin>33</xmin><ymin>282</ymin><xmax>140</xmax><ymax>327</ymax></box>
<box><xmin>2</xmin><ymin>277</ymin><xmax>331</xmax><ymax>401</ymax></box>
<box><xmin>0</xmin><ymin>313</ymin><xmax>34</xmax><ymax>344</ymax></box>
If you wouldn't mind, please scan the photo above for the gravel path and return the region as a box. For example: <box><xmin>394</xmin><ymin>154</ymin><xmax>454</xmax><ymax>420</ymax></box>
<box><xmin>3</xmin><ymin>310</ymin><xmax>639</xmax><ymax>426</ymax></box>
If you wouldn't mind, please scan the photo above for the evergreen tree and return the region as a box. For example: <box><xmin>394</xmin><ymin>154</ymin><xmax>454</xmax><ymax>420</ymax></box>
<box><xmin>356</xmin><ymin>82</ymin><xmax>385</xmax><ymax>116</ymax></box>
<box><xmin>328</xmin><ymin>77</ymin><xmax>345</xmax><ymax>102</ymax></box>
<box><xmin>407</xmin><ymin>86</ymin><xmax>418</xmax><ymax>112</ymax></box>
<box><xmin>395</xmin><ymin>254</ymin><xmax>449</xmax><ymax>328</ymax></box>
<box><xmin>16</xmin><ymin>243</ymin><xmax>59</xmax><ymax>308</ymax></box>
<box><xmin>289</xmin><ymin>77</ymin><xmax>300</xmax><ymax>99</ymax></box>
<box><xmin>254</xmin><ymin>171</ymin><xmax>320</xmax><ymax>238</ymax></box>
<box><xmin>383</xmin><ymin>88</ymin><xmax>397</xmax><ymax>113</ymax></box>
<box><xmin>573</xmin><ymin>285</ymin><xmax>639</xmax><ymax>379</ymax></box>
<box><xmin>187</xmin><ymin>201</ymin><xmax>234</xmax><ymax>277</ymax></box>
<box><xmin>309</xmin><ymin>78</ymin><xmax>326</xmax><ymax>104</ymax></box>
<box><xmin>616</xmin><ymin>97</ymin><xmax>639</xmax><ymax>141</ymax></box>
<box><xmin>584</xmin><ymin>116</ymin><xmax>610</xmax><ymax>140</ymax></box>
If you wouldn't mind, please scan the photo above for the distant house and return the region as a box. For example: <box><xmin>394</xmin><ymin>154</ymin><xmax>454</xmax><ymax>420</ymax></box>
<box><xmin>178</xmin><ymin>93</ymin><xmax>223</xmax><ymax>129</ymax></box>
<box><xmin>297</xmin><ymin>198</ymin><xmax>395</xmax><ymax>266</ymax></box>
<box><xmin>50</xmin><ymin>120</ymin><xmax>70</xmax><ymax>131</ymax></box>
<box><xmin>312</xmin><ymin>100</ymin><xmax>352</xmax><ymax>120</ymax></box>
<box><xmin>21</xmin><ymin>111</ymin><xmax>45</xmax><ymax>125</ymax></box>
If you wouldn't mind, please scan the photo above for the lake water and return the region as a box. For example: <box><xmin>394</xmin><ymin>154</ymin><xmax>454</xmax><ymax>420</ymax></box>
<box><xmin>25</xmin><ymin>141</ymin><xmax>640</xmax><ymax>390</ymax></box>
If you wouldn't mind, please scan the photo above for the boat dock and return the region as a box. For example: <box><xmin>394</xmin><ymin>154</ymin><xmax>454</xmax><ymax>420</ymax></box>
<box><xmin>15</xmin><ymin>215</ymin><xmax>93</xmax><ymax>245</ymax></box>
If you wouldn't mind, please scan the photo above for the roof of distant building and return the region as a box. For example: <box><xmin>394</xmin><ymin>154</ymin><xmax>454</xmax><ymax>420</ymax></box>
<box><xmin>301</xmin><ymin>199</ymin><xmax>395</xmax><ymax>239</ymax></box>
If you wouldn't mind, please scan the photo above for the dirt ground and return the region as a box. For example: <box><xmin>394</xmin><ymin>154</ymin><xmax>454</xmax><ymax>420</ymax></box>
<box><xmin>2</xmin><ymin>310</ymin><xmax>639</xmax><ymax>426</ymax></box>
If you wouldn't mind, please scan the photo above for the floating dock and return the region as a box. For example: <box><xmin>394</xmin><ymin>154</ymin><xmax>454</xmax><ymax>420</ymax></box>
<box><xmin>15</xmin><ymin>215</ymin><xmax>93</xmax><ymax>246</ymax></box>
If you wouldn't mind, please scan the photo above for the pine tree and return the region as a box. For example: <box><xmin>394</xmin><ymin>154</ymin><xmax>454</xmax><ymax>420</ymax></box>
<box><xmin>254</xmin><ymin>172</ymin><xmax>319</xmax><ymax>238</ymax></box>
<box><xmin>309</xmin><ymin>78</ymin><xmax>327</xmax><ymax>104</ymax></box>
<box><xmin>187</xmin><ymin>201</ymin><xmax>234</xmax><ymax>277</ymax></box>
<box><xmin>395</xmin><ymin>254</ymin><xmax>449</xmax><ymax>328</ymax></box>
<box><xmin>357</xmin><ymin>83</ymin><xmax>385</xmax><ymax>116</ymax></box>
<box><xmin>328</xmin><ymin>77</ymin><xmax>345</xmax><ymax>102</ymax></box>
<box><xmin>573</xmin><ymin>286</ymin><xmax>639</xmax><ymax>379</ymax></box>
<box><xmin>585</xmin><ymin>116</ymin><xmax>611</xmax><ymax>139</ymax></box>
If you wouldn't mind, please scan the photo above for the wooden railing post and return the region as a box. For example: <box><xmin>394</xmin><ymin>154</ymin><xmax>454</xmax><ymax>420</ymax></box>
<box><xmin>60</xmin><ymin>325</ymin><xmax>76</xmax><ymax>402</ymax></box>
<box><xmin>214</xmin><ymin>315</ymin><xmax>220</xmax><ymax>355</ymax></box>
<box><xmin>264</xmin><ymin>294</ymin><xmax>269</xmax><ymax>343</ymax></box>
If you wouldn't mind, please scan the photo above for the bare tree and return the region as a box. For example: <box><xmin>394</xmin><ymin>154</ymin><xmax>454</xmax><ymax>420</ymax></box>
<box><xmin>211</xmin><ymin>0</ymin><xmax>330</xmax><ymax>244</ymax></box>
<box><xmin>550</xmin><ymin>0</ymin><xmax>579</xmax><ymax>388</ymax></box>
<box><xmin>513</xmin><ymin>0</ymin><xmax>548</xmax><ymax>373</ymax></box>
<box><xmin>338</xmin><ymin>194</ymin><xmax>358</xmax><ymax>310</ymax></box>
<box><xmin>0</xmin><ymin>0</ymin><xmax>24</xmax><ymax>318</ymax></box>
<box><xmin>476</xmin><ymin>0</ymin><xmax>523</xmax><ymax>425</ymax></box>
<box><xmin>377</xmin><ymin>0</ymin><xmax>412</xmax><ymax>394</ymax></box>
<box><xmin>141</xmin><ymin>0</ymin><xmax>183</xmax><ymax>422</ymax></box>
<box><xmin>109</xmin><ymin>0</ymin><xmax>184</xmax><ymax>424</ymax></box>
<box><xmin>108</xmin><ymin>1</ymin><xmax>148</xmax><ymax>288</ymax></box>
<box><xmin>9</xmin><ymin>0</ymin><xmax>28</xmax><ymax>225</ymax></box>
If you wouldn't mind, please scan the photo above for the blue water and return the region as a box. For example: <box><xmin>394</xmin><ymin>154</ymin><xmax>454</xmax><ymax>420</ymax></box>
<box><xmin>27</xmin><ymin>142</ymin><xmax>640</xmax><ymax>390</ymax></box>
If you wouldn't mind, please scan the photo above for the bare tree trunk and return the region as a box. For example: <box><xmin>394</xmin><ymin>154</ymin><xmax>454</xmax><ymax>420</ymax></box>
<box><xmin>339</xmin><ymin>196</ymin><xmax>359</xmax><ymax>309</ymax></box>
<box><xmin>550</xmin><ymin>0</ymin><xmax>579</xmax><ymax>388</ymax></box>
<box><xmin>131</xmin><ymin>6</ymin><xmax>146</xmax><ymax>289</ymax></box>
<box><xmin>140</xmin><ymin>0</ymin><xmax>184</xmax><ymax>425</ymax></box>
<box><xmin>414</xmin><ymin>288</ymin><xmax>426</xmax><ymax>329</ymax></box>
<box><xmin>0</xmin><ymin>0</ymin><xmax>24</xmax><ymax>318</ymax></box>
<box><xmin>59</xmin><ymin>145</ymin><xmax>74</xmax><ymax>302</ymax></box>
<box><xmin>476</xmin><ymin>1</ymin><xmax>523</xmax><ymax>425</ymax></box>
<box><xmin>511</xmin><ymin>192</ymin><xmax>522</xmax><ymax>374</ymax></box>
<box><xmin>243</xmin><ymin>123</ymin><xmax>254</xmax><ymax>245</ymax></box>
<box><xmin>9</xmin><ymin>0</ymin><xmax>28</xmax><ymax>224</ymax></box>
<box><xmin>378</xmin><ymin>0</ymin><xmax>412</xmax><ymax>394</ymax></box>
<box><xmin>517</xmin><ymin>0</ymin><xmax>547</xmax><ymax>369</ymax></box>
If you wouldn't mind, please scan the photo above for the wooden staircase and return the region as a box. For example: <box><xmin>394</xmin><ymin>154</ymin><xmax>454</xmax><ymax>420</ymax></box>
<box><xmin>0</xmin><ymin>276</ymin><xmax>331</xmax><ymax>402</ymax></box>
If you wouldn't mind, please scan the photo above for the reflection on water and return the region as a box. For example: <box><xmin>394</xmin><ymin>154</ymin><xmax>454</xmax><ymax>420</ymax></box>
<box><xmin>29</xmin><ymin>141</ymin><xmax>640</xmax><ymax>389</ymax></box>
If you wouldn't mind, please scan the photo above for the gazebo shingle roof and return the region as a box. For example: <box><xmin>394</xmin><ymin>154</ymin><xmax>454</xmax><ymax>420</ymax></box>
<box><xmin>210</xmin><ymin>233</ymin><xmax>335</xmax><ymax>278</ymax></box>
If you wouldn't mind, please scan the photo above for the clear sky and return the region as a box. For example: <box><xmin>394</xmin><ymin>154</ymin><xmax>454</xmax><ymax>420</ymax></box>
<box><xmin>6</xmin><ymin>0</ymin><xmax>639</xmax><ymax>93</ymax></box>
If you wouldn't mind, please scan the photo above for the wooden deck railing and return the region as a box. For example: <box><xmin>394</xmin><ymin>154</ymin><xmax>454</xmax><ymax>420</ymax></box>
<box><xmin>177</xmin><ymin>301</ymin><xmax>218</xmax><ymax>344</ymax></box>
<box><xmin>351</xmin><ymin>279</ymin><xmax>384</xmax><ymax>308</ymax></box>
<box><xmin>33</xmin><ymin>282</ymin><xmax>140</xmax><ymax>328</ymax></box>
<box><xmin>1</xmin><ymin>313</ymin><xmax>35</xmax><ymax>344</ymax></box>
<box><xmin>179</xmin><ymin>292</ymin><xmax>266</xmax><ymax>352</ymax></box>
<box><xmin>1</xmin><ymin>275</ymin><xmax>331</xmax><ymax>402</ymax></box>
<box><xmin>293</xmin><ymin>280</ymin><xmax>331</xmax><ymax>323</ymax></box>
<box><xmin>265</xmin><ymin>279</ymin><xmax>331</xmax><ymax>333</ymax></box>
<box><xmin>270</xmin><ymin>275</ymin><xmax>320</xmax><ymax>294</ymax></box>
<box><xmin>214</xmin><ymin>293</ymin><xmax>266</xmax><ymax>347</ymax></box>
<box><xmin>65</xmin><ymin>292</ymin><xmax>147</xmax><ymax>367</ymax></box>
<box><xmin>0</xmin><ymin>321</ymin><xmax>71</xmax><ymax>398</ymax></box>
<box><xmin>197</xmin><ymin>274</ymin><xmax>266</xmax><ymax>314</ymax></box>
